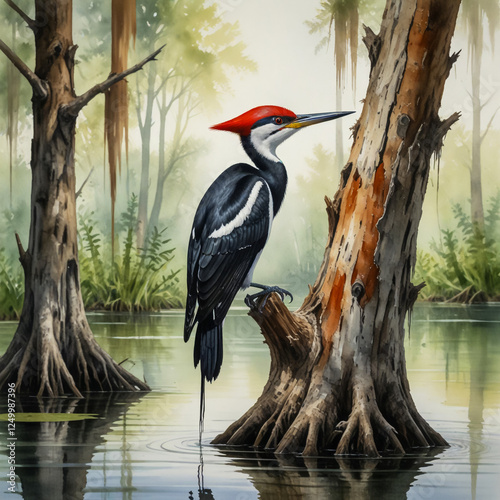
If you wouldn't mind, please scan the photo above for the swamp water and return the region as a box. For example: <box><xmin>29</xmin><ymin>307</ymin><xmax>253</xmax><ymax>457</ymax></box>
<box><xmin>0</xmin><ymin>303</ymin><xmax>499</xmax><ymax>499</ymax></box>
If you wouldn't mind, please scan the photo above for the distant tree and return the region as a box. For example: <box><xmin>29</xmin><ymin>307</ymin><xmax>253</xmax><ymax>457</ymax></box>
<box><xmin>287</xmin><ymin>145</ymin><xmax>337</xmax><ymax>284</ymax></box>
<box><xmin>0</xmin><ymin>0</ymin><xmax>159</xmax><ymax>396</ymax></box>
<box><xmin>134</xmin><ymin>0</ymin><xmax>256</xmax><ymax>248</ymax></box>
<box><xmin>148</xmin><ymin>86</ymin><xmax>198</xmax><ymax>235</ymax></box>
<box><xmin>461</xmin><ymin>0</ymin><xmax>499</xmax><ymax>228</ymax></box>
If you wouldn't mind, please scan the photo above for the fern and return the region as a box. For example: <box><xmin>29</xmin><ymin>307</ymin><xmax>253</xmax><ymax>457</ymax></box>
<box><xmin>0</xmin><ymin>248</ymin><xmax>24</xmax><ymax>320</ymax></box>
<box><xmin>78</xmin><ymin>195</ymin><xmax>182</xmax><ymax>311</ymax></box>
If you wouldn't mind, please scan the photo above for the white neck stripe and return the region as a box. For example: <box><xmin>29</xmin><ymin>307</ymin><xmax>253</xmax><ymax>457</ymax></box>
<box><xmin>209</xmin><ymin>181</ymin><xmax>264</xmax><ymax>238</ymax></box>
<box><xmin>250</xmin><ymin>133</ymin><xmax>280</xmax><ymax>162</ymax></box>
<box><xmin>249</xmin><ymin>123</ymin><xmax>299</xmax><ymax>163</ymax></box>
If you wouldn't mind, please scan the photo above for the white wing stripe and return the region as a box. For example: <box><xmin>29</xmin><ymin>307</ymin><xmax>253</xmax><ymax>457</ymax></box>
<box><xmin>209</xmin><ymin>181</ymin><xmax>264</xmax><ymax>238</ymax></box>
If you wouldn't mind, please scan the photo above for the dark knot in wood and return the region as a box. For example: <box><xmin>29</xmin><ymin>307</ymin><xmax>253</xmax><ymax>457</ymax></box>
<box><xmin>48</xmin><ymin>39</ymin><xmax>63</xmax><ymax>59</ymax></box>
<box><xmin>397</xmin><ymin>114</ymin><xmax>411</xmax><ymax>138</ymax></box>
<box><xmin>351</xmin><ymin>281</ymin><xmax>365</xmax><ymax>303</ymax></box>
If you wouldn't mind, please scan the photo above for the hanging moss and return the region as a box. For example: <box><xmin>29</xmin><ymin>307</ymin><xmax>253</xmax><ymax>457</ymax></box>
<box><xmin>104</xmin><ymin>0</ymin><xmax>136</xmax><ymax>255</ymax></box>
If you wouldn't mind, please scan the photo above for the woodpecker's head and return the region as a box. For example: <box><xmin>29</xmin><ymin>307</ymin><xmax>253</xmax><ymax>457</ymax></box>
<box><xmin>211</xmin><ymin>105</ymin><xmax>353</xmax><ymax>162</ymax></box>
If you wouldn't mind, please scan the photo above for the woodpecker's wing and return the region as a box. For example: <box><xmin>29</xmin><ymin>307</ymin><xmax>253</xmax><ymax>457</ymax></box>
<box><xmin>184</xmin><ymin>167</ymin><xmax>271</xmax><ymax>340</ymax></box>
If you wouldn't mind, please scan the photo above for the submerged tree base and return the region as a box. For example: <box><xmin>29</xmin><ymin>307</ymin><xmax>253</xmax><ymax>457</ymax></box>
<box><xmin>212</xmin><ymin>296</ymin><xmax>447</xmax><ymax>457</ymax></box>
<box><xmin>0</xmin><ymin>285</ymin><xmax>149</xmax><ymax>397</ymax></box>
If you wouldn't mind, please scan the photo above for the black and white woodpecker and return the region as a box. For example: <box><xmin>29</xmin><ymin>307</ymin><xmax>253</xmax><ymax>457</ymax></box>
<box><xmin>184</xmin><ymin>105</ymin><xmax>353</xmax><ymax>389</ymax></box>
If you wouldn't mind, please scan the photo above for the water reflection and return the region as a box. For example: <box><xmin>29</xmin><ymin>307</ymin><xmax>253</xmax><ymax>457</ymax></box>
<box><xmin>212</xmin><ymin>446</ymin><xmax>444</xmax><ymax>500</ymax></box>
<box><xmin>0</xmin><ymin>392</ymin><xmax>144</xmax><ymax>500</ymax></box>
<box><xmin>467</xmin><ymin>327</ymin><xmax>488</xmax><ymax>500</ymax></box>
<box><xmin>0</xmin><ymin>304</ymin><xmax>498</xmax><ymax>499</ymax></box>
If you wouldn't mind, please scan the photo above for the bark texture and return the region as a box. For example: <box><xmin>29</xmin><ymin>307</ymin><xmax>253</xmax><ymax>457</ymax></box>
<box><xmin>213</xmin><ymin>0</ymin><xmax>461</xmax><ymax>456</ymax></box>
<box><xmin>0</xmin><ymin>0</ymin><xmax>150</xmax><ymax>396</ymax></box>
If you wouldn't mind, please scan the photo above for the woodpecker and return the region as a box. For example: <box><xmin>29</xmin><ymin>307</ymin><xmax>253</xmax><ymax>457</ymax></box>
<box><xmin>184</xmin><ymin>105</ymin><xmax>353</xmax><ymax>389</ymax></box>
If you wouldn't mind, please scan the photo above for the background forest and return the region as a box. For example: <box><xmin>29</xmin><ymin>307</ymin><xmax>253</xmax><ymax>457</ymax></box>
<box><xmin>0</xmin><ymin>0</ymin><xmax>499</xmax><ymax>319</ymax></box>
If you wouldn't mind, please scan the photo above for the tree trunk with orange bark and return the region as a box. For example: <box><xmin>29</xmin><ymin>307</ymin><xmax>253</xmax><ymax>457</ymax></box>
<box><xmin>213</xmin><ymin>0</ymin><xmax>461</xmax><ymax>456</ymax></box>
<box><xmin>0</xmin><ymin>0</ymin><xmax>159</xmax><ymax>396</ymax></box>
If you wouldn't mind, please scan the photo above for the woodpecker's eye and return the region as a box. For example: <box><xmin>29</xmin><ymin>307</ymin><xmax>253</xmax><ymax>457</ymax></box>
<box><xmin>274</xmin><ymin>117</ymin><xmax>283</xmax><ymax>125</ymax></box>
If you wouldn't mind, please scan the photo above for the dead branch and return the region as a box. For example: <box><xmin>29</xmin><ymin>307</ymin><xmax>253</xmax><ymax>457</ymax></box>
<box><xmin>75</xmin><ymin>167</ymin><xmax>94</xmax><ymax>199</ymax></box>
<box><xmin>0</xmin><ymin>38</ymin><xmax>48</xmax><ymax>98</ymax></box>
<box><xmin>480</xmin><ymin>106</ymin><xmax>500</xmax><ymax>145</ymax></box>
<box><xmin>362</xmin><ymin>24</ymin><xmax>381</xmax><ymax>68</ymax></box>
<box><xmin>62</xmin><ymin>45</ymin><xmax>165</xmax><ymax>118</ymax></box>
<box><xmin>5</xmin><ymin>0</ymin><xmax>36</xmax><ymax>31</ymax></box>
<box><xmin>14</xmin><ymin>232</ymin><xmax>29</xmax><ymax>271</ymax></box>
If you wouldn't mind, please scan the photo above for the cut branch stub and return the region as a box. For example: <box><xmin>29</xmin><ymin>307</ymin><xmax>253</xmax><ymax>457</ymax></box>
<box><xmin>351</xmin><ymin>280</ymin><xmax>365</xmax><ymax>303</ymax></box>
<box><xmin>397</xmin><ymin>114</ymin><xmax>411</xmax><ymax>138</ymax></box>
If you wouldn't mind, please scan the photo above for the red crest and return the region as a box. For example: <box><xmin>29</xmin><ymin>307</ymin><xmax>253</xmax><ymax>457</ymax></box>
<box><xmin>211</xmin><ymin>106</ymin><xmax>296</xmax><ymax>136</ymax></box>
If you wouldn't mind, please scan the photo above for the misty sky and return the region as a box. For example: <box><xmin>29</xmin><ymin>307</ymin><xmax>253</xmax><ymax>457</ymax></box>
<box><xmin>201</xmin><ymin>0</ymin><xmax>500</xmax><ymax>248</ymax></box>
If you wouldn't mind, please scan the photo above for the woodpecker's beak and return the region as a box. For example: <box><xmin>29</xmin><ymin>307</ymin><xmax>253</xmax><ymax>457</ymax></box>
<box><xmin>284</xmin><ymin>111</ymin><xmax>354</xmax><ymax>129</ymax></box>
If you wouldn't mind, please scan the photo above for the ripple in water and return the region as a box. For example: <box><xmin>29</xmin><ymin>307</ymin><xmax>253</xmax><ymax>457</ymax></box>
<box><xmin>146</xmin><ymin>433</ymin><xmax>222</xmax><ymax>462</ymax></box>
<box><xmin>144</xmin><ymin>420</ymin><xmax>500</xmax><ymax>473</ymax></box>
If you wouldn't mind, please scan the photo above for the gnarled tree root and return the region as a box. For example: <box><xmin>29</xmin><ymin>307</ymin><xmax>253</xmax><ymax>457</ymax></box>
<box><xmin>0</xmin><ymin>315</ymin><xmax>149</xmax><ymax>397</ymax></box>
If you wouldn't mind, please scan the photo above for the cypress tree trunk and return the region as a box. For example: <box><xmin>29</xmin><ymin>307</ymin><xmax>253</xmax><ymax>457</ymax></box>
<box><xmin>213</xmin><ymin>0</ymin><xmax>461</xmax><ymax>456</ymax></box>
<box><xmin>0</xmin><ymin>0</ymin><xmax>157</xmax><ymax>396</ymax></box>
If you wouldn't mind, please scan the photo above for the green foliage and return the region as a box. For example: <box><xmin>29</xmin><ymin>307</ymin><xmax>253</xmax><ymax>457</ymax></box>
<box><xmin>0</xmin><ymin>195</ymin><xmax>182</xmax><ymax>320</ymax></box>
<box><xmin>79</xmin><ymin>195</ymin><xmax>183</xmax><ymax>312</ymax></box>
<box><xmin>415</xmin><ymin>194</ymin><xmax>500</xmax><ymax>302</ymax></box>
<box><xmin>0</xmin><ymin>247</ymin><xmax>23</xmax><ymax>321</ymax></box>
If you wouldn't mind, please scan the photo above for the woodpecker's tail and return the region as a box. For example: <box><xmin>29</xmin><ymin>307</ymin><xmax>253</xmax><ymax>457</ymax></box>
<box><xmin>194</xmin><ymin>321</ymin><xmax>223</xmax><ymax>439</ymax></box>
<box><xmin>194</xmin><ymin>320</ymin><xmax>223</xmax><ymax>383</ymax></box>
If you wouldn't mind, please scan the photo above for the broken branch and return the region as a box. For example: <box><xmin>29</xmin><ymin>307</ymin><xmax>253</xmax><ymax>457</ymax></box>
<box><xmin>14</xmin><ymin>232</ymin><xmax>30</xmax><ymax>272</ymax></box>
<box><xmin>0</xmin><ymin>38</ymin><xmax>48</xmax><ymax>98</ymax></box>
<box><xmin>14</xmin><ymin>232</ymin><xmax>25</xmax><ymax>261</ymax></box>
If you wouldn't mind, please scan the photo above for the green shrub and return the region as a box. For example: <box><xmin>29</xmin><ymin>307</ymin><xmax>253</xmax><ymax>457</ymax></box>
<box><xmin>415</xmin><ymin>194</ymin><xmax>500</xmax><ymax>302</ymax></box>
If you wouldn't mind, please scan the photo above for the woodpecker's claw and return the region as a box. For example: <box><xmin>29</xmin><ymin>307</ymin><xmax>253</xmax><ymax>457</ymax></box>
<box><xmin>245</xmin><ymin>283</ymin><xmax>293</xmax><ymax>312</ymax></box>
